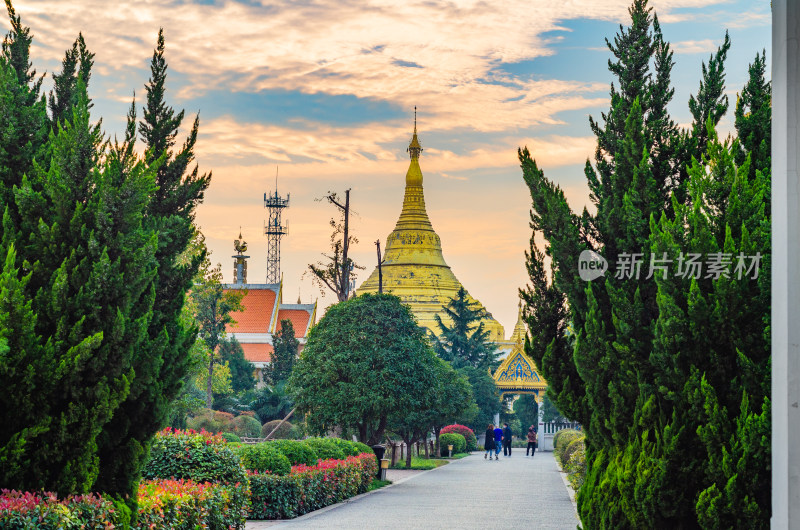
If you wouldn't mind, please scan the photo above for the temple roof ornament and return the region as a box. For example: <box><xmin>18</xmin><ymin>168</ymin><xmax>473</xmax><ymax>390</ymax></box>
<box><xmin>491</xmin><ymin>349</ymin><xmax>547</xmax><ymax>401</ymax></box>
<box><xmin>356</xmin><ymin>112</ymin><xmax>505</xmax><ymax>341</ymax></box>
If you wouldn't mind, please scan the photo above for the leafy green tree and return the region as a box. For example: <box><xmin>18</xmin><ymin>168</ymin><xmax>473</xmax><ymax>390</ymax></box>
<box><xmin>270</xmin><ymin>319</ymin><xmax>299</xmax><ymax>384</ymax></box>
<box><xmin>540</xmin><ymin>394</ymin><xmax>568</xmax><ymax>423</ymax></box>
<box><xmin>425</xmin><ymin>359</ymin><xmax>474</xmax><ymax>457</ymax></box>
<box><xmin>94</xmin><ymin>28</ymin><xmax>211</xmax><ymax>500</ymax></box>
<box><xmin>388</xmin><ymin>355</ymin><xmax>440</xmax><ymax>468</ymax></box>
<box><xmin>288</xmin><ymin>293</ymin><xmax>434</xmax><ymax>445</ymax></box>
<box><xmin>220</xmin><ymin>337</ymin><xmax>255</xmax><ymax>394</ymax></box>
<box><xmin>458</xmin><ymin>365</ymin><xmax>501</xmax><ymax>433</ymax></box>
<box><xmin>191</xmin><ymin>263</ymin><xmax>244</xmax><ymax>407</ymax></box>
<box><xmin>513</xmin><ymin>395</ymin><xmax>539</xmax><ymax>433</ymax></box>
<box><xmin>432</xmin><ymin>287</ymin><xmax>497</xmax><ymax>369</ymax></box>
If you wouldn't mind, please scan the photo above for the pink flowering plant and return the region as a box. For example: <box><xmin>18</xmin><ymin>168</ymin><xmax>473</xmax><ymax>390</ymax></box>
<box><xmin>441</xmin><ymin>424</ymin><xmax>477</xmax><ymax>451</ymax></box>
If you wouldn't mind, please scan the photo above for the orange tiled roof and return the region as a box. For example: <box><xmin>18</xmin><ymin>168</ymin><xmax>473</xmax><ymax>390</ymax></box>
<box><xmin>225</xmin><ymin>288</ymin><xmax>277</xmax><ymax>333</ymax></box>
<box><xmin>276</xmin><ymin>308</ymin><xmax>312</xmax><ymax>338</ymax></box>
<box><xmin>240</xmin><ymin>343</ymin><xmax>273</xmax><ymax>363</ymax></box>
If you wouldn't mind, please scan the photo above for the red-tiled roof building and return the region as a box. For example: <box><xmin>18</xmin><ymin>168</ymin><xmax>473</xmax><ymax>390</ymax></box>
<box><xmin>224</xmin><ymin>262</ymin><xmax>316</xmax><ymax>385</ymax></box>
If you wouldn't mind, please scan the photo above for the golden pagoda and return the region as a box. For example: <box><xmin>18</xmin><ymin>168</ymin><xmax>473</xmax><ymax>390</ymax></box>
<box><xmin>357</xmin><ymin>116</ymin><xmax>505</xmax><ymax>341</ymax></box>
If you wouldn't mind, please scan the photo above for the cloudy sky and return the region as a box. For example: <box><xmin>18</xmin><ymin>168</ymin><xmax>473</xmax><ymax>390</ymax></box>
<box><xmin>4</xmin><ymin>0</ymin><xmax>770</xmax><ymax>334</ymax></box>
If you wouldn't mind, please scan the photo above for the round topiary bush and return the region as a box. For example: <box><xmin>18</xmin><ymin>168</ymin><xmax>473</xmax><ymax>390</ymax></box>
<box><xmin>186</xmin><ymin>408</ymin><xmax>235</xmax><ymax>434</ymax></box>
<box><xmin>222</xmin><ymin>432</ymin><xmax>241</xmax><ymax>443</ymax></box>
<box><xmin>328</xmin><ymin>438</ymin><xmax>363</xmax><ymax>457</ymax></box>
<box><xmin>439</xmin><ymin>433</ymin><xmax>466</xmax><ymax>455</ymax></box>
<box><xmin>261</xmin><ymin>420</ymin><xmax>295</xmax><ymax>439</ymax></box>
<box><xmin>142</xmin><ymin>428</ymin><xmax>247</xmax><ymax>484</ymax></box>
<box><xmin>352</xmin><ymin>442</ymin><xmax>374</xmax><ymax>455</ymax></box>
<box><xmin>232</xmin><ymin>443</ymin><xmax>291</xmax><ymax>475</ymax></box>
<box><xmin>269</xmin><ymin>439</ymin><xmax>318</xmax><ymax>466</ymax></box>
<box><xmin>303</xmin><ymin>438</ymin><xmax>346</xmax><ymax>461</ymax></box>
<box><xmin>441</xmin><ymin>424</ymin><xmax>477</xmax><ymax>451</ymax></box>
<box><xmin>228</xmin><ymin>415</ymin><xmax>261</xmax><ymax>438</ymax></box>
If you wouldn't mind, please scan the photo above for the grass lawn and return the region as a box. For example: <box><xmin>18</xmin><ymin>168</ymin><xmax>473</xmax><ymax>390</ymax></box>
<box><xmin>390</xmin><ymin>456</ymin><xmax>452</xmax><ymax>470</ymax></box>
<box><xmin>367</xmin><ymin>479</ymin><xmax>392</xmax><ymax>491</ymax></box>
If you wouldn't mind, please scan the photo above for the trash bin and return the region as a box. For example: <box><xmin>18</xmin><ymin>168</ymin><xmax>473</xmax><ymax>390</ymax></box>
<box><xmin>371</xmin><ymin>445</ymin><xmax>386</xmax><ymax>477</ymax></box>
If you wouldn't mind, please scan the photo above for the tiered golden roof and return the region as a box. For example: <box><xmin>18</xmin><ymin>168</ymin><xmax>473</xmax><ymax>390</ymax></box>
<box><xmin>357</xmin><ymin>121</ymin><xmax>505</xmax><ymax>341</ymax></box>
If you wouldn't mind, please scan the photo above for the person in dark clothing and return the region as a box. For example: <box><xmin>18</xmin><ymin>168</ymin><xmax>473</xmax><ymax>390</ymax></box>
<box><xmin>526</xmin><ymin>425</ymin><xmax>537</xmax><ymax>458</ymax></box>
<box><xmin>502</xmin><ymin>423</ymin><xmax>513</xmax><ymax>457</ymax></box>
<box><xmin>493</xmin><ymin>425</ymin><xmax>503</xmax><ymax>459</ymax></box>
<box><xmin>484</xmin><ymin>424</ymin><xmax>496</xmax><ymax>460</ymax></box>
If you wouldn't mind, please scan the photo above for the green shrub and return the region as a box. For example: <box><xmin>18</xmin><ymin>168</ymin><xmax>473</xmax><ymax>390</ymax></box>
<box><xmin>186</xmin><ymin>408</ymin><xmax>234</xmax><ymax>433</ymax></box>
<box><xmin>562</xmin><ymin>436</ymin><xmax>585</xmax><ymax>468</ymax></box>
<box><xmin>352</xmin><ymin>441</ymin><xmax>374</xmax><ymax>455</ymax></box>
<box><xmin>565</xmin><ymin>441</ymin><xmax>587</xmax><ymax>491</ymax></box>
<box><xmin>222</xmin><ymin>432</ymin><xmax>241</xmax><ymax>443</ymax></box>
<box><xmin>248</xmin><ymin>454</ymin><xmax>377</xmax><ymax>519</ymax></box>
<box><xmin>0</xmin><ymin>491</ymin><xmax>117</xmax><ymax>529</ymax></box>
<box><xmin>233</xmin><ymin>443</ymin><xmax>291</xmax><ymax>476</ymax></box>
<box><xmin>441</xmin><ymin>424</ymin><xmax>477</xmax><ymax>451</ymax></box>
<box><xmin>439</xmin><ymin>433</ymin><xmax>466</xmax><ymax>455</ymax></box>
<box><xmin>269</xmin><ymin>440</ymin><xmax>318</xmax><ymax>466</ymax></box>
<box><xmin>228</xmin><ymin>415</ymin><xmax>262</xmax><ymax>438</ymax></box>
<box><xmin>328</xmin><ymin>437</ymin><xmax>369</xmax><ymax>457</ymax></box>
<box><xmin>553</xmin><ymin>428</ymin><xmax>579</xmax><ymax>451</ymax></box>
<box><xmin>553</xmin><ymin>429</ymin><xmax>583</xmax><ymax>463</ymax></box>
<box><xmin>261</xmin><ymin>420</ymin><xmax>295</xmax><ymax>439</ymax></box>
<box><xmin>137</xmin><ymin>478</ymin><xmax>248</xmax><ymax>529</ymax></box>
<box><xmin>142</xmin><ymin>429</ymin><xmax>247</xmax><ymax>485</ymax></box>
<box><xmin>303</xmin><ymin>438</ymin><xmax>346</xmax><ymax>460</ymax></box>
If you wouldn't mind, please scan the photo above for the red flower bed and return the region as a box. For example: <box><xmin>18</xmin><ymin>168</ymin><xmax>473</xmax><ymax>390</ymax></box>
<box><xmin>248</xmin><ymin>453</ymin><xmax>377</xmax><ymax>520</ymax></box>
<box><xmin>0</xmin><ymin>490</ymin><xmax>115</xmax><ymax>529</ymax></box>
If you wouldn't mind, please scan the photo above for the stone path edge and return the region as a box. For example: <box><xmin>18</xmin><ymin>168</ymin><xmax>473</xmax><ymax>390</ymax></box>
<box><xmin>555</xmin><ymin>457</ymin><xmax>579</xmax><ymax>520</ymax></box>
<box><xmin>249</xmin><ymin>459</ymin><xmax>447</xmax><ymax>527</ymax></box>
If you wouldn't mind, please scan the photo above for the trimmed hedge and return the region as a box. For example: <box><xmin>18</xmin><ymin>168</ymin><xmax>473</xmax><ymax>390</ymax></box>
<box><xmin>303</xmin><ymin>438</ymin><xmax>346</xmax><ymax>460</ymax></box>
<box><xmin>440</xmin><ymin>433</ymin><xmax>466</xmax><ymax>455</ymax></box>
<box><xmin>137</xmin><ymin>479</ymin><xmax>248</xmax><ymax>529</ymax></box>
<box><xmin>186</xmin><ymin>408</ymin><xmax>234</xmax><ymax>433</ymax></box>
<box><xmin>553</xmin><ymin>429</ymin><xmax>583</xmax><ymax>462</ymax></box>
<box><xmin>441</xmin><ymin>424</ymin><xmax>477</xmax><ymax>451</ymax></box>
<box><xmin>563</xmin><ymin>438</ymin><xmax>586</xmax><ymax>491</ymax></box>
<box><xmin>269</xmin><ymin>440</ymin><xmax>318</xmax><ymax>466</ymax></box>
<box><xmin>248</xmin><ymin>453</ymin><xmax>377</xmax><ymax>520</ymax></box>
<box><xmin>327</xmin><ymin>437</ymin><xmax>373</xmax><ymax>457</ymax></box>
<box><xmin>222</xmin><ymin>432</ymin><xmax>242</xmax><ymax>443</ymax></box>
<box><xmin>233</xmin><ymin>443</ymin><xmax>292</xmax><ymax>476</ymax></box>
<box><xmin>0</xmin><ymin>490</ymin><xmax>117</xmax><ymax>529</ymax></box>
<box><xmin>142</xmin><ymin>428</ymin><xmax>247</xmax><ymax>485</ymax></box>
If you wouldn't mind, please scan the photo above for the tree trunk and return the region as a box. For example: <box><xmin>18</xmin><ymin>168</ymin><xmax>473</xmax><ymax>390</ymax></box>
<box><xmin>405</xmin><ymin>437</ymin><xmax>414</xmax><ymax>468</ymax></box>
<box><xmin>366</xmin><ymin>415</ymin><xmax>387</xmax><ymax>446</ymax></box>
<box><xmin>424</xmin><ymin>436</ymin><xmax>429</xmax><ymax>458</ymax></box>
<box><xmin>339</xmin><ymin>189</ymin><xmax>350</xmax><ymax>302</ymax></box>
<box><xmin>206</xmin><ymin>357</ymin><xmax>214</xmax><ymax>407</ymax></box>
<box><xmin>434</xmin><ymin>426</ymin><xmax>442</xmax><ymax>457</ymax></box>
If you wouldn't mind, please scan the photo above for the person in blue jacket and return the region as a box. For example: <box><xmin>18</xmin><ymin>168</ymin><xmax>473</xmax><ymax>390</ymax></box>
<box><xmin>493</xmin><ymin>424</ymin><xmax>503</xmax><ymax>459</ymax></box>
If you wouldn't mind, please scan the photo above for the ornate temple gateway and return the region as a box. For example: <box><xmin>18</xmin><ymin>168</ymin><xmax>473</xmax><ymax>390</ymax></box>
<box><xmin>492</xmin><ymin>306</ymin><xmax>547</xmax><ymax>403</ymax></box>
<box><xmin>357</xmin><ymin>120</ymin><xmax>505</xmax><ymax>341</ymax></box>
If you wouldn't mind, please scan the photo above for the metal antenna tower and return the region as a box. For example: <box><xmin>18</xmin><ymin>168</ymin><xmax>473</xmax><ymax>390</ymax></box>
<box><xmin>264</xmin><ymin>169</ymin><xmax>289</xmax><ymax>284</ymax></box>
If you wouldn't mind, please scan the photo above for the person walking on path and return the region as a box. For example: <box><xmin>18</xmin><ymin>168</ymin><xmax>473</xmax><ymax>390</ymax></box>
<box><xmin>526</xmin><ymin>425</ymin><xmax>537</xmax><ymax>458</ymax></box>
<box><xmin>493</xmin><ymin>425</ymin><xmax>503</xmax><ymax>459</ymax></box>
<box><xmin>503</xmin><ymin>423</ymin><xmax>513</xmax><ymax>457</ymax></box>
<box><xmin>484</xmin><ymin>424</ymin><xmax>496</xmax><ymax>460</ymax></box>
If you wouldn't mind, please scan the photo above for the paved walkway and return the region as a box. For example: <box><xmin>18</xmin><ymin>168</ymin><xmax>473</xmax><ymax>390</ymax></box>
<box><xmin>249</xmin><ymin>452</ymin><xmax>578</xmax><ymax>529</ymax></box>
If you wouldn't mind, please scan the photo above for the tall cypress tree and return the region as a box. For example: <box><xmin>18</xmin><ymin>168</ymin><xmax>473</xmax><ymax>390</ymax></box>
<box><xmin>519</xmin><ymin>0</ymin><xmax>769</xmax><ymax>525</ymax></box>
<box><xmin>270</xmin><ymin>319</ymin><xmax>299</xmax><ymax>385</ymax></box>
<box><xmin>94</xmin><ymin>29</ymin><xmax>210</xmax><ymax>499</ymax></box>
<box><xmin>1</xmin><ymin>65</ymin><xmax>157</xmax><ymax>495</ymax></box>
